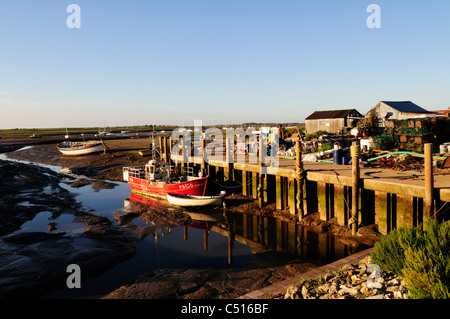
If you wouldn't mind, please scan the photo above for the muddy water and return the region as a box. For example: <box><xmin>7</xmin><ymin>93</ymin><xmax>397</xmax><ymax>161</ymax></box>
<box><xmin>42</xmin><ymin>183</ymin><xmax>366</xmax><ymax>298</ymax></box>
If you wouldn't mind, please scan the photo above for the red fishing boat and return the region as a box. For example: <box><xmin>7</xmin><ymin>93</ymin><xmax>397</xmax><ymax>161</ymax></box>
<box><xmin>123</xmin><ymin>160</ymin><xmax>208</xmax><ymax>199</ymax></box>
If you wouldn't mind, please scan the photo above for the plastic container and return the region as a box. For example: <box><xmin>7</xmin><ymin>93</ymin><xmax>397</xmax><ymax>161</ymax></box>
<box><xmin>333</xmin><ymin>149</ymin><xmax>343</xmax><ymax>165</ymax></box>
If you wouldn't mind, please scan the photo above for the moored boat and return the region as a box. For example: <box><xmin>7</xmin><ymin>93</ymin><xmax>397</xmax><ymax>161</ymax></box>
<box><xmin>57</xmin><ymin>140</ymin><xmax>105</xmax><ymax>156</ymax></box>
<box><xmin>123</xmin><ymin>160</ymin><xmax>208</xmax><ymax>199</ymax></box>
<box><xmin>166</xmin><ymin>192</ymin><xmax>225</xmax><ymax>207</ymax></box>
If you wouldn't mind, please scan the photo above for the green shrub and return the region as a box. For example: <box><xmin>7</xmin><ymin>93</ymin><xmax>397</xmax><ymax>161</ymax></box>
<box><xmin>371</xmin><ymin>219</ymin><xmax>450</xmax><ymax>299</ymax></box>
<box><xmin>402</xmin><ymin>220</ymin><xmax>450</xmax><ymax>298</ymax></box>
<box><xmin>371</xmin><ymin>224</ymin><xmax>424</xmax><ymax>276</ymax></box>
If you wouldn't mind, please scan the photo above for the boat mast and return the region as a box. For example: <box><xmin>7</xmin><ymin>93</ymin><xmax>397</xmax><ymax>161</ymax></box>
<box><xmin>152</xmin><ymin>125</ymin><xmax>156</xmax><ymax>161</ymax></box>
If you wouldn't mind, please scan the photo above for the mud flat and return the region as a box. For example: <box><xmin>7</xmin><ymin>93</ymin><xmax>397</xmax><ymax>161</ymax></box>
<box><xmin>4</xmin><ymin>138</ymin><xmax>153</xmax><ymax>181</ymax></box>
<box><xmin>0</xmin><ymin>159</ymin><xmax>136</xmax><ymax>298</ymax></box>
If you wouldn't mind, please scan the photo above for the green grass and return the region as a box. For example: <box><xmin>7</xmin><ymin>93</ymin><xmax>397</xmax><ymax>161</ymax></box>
<box><xmin>0</xmin><ymin>125</ymin><xmax>178</xmax><ymax>137</ymax></box>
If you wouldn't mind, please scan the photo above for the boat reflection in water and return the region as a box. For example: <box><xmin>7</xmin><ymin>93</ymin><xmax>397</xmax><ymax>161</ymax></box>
<box><xmin>126</xmin><ymin>192</ymin><xmax>368</xmax><ymax>266</ymax></box>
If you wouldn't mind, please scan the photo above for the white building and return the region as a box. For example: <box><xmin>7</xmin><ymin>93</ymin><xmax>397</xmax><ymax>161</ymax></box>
<box><xmin>366</xmin><ymin>101</ymin><xmax>432</xmax><ymax>124</ymax></box>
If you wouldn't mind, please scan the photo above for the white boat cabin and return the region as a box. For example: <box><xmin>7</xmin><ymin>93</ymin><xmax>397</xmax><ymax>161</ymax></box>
<box><xmin>123</xmin><ymin>160</ymin><xmax>197</xmax><ymax>183</ymax></box>
<box><xmin>145</xmin><ymin>160</ymin><xmax>169</xmax><ymax>181</ymax></box>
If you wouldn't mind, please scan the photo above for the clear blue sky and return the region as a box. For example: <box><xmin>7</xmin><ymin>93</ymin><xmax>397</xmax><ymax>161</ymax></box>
<box><xmin>1</xmin><ymin>0</ymin><xmax>449</xmax><ymax>129</ymax></box>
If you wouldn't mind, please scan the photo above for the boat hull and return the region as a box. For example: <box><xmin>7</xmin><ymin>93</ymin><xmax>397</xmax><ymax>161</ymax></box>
<box><xmin>166</xmin><ymin>193</ymin><xmax>223</xmax><ymax>207</ymax></box>
<box><xmin>57</xmin><ymin>142</ymin><xmax>105</xmax><ymax>156</ymax></box>
<box><xmin>127</xmin><ymin>176</ymin><xmax>208</xmax><ymax>199</ymax></box>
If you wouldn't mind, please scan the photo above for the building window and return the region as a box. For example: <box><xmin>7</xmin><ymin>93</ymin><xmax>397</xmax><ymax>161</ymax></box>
<box><xmin>319</xmin><ymin>120</ymin><xmax>330</xmax><ymax>127</ymax></box>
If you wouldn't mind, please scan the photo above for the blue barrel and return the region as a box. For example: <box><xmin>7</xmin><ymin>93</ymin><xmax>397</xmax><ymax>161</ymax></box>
<box><xmin>333</xmin><ymin>149</ymin><xmax>342</xmax><ymax>164</ymax></box>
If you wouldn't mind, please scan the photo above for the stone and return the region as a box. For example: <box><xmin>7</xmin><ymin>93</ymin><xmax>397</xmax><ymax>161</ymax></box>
<box><xmin>284</xmin><ymin>285</ymin><xmax>299</xmax><ymax>299</ymax></box>
<box><xmin>387</xmin><ymin>278</ymin><xmax>400</xmax><ymax>286</ymax></box>
<box><xmin>366</xmin><ymin>294</ymin><xmax>384</xmax><ymax>299</ymax></box>
<box><xmin>329</xmin><ymin>283</ymin><xmax>338</xmax><ymax>294</ymax></box>
<box><xmin>358</xmin><ymin>264</ymin><xmax>367</xmax><ymax>275</ymax></box>
<box><xmin>317</xmin><ymin>283</ymin><xmax>330</xmax><ymax>294</ymax></box>
<box><xmin>338</xmin><ymin>285</ymin><xmax>359</xmax><ymax>296</ymax></box>
<box><xmin>386</xmin><ymin>285</ymin><xmax>399</xmax><ymax>293</ymax></box>
<box><xmin>60</xmin><ymin>167</ymin><xmax>73</xmax><ymax>175</ymax></box>
<box><xmin>360</xmin><ymin>286</ymin><xmax>370</xmax><ymax>296</ymax></box>
<box><xmin>394</xmin><ymin>291</ymin><xmax>403</xmax><ymax>299</ymax></box>
<box><xmin>301</xmin><ymin>285</ymin><xmax>309</xmax><ymax>299</ymax></box>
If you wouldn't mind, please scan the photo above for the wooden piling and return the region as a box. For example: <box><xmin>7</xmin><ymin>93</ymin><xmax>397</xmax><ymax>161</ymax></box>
<box><xmin>295</xmin><ymin>141</ymin><xmax>304</xmax><ymax>218</ymax></box>
<box><xmin>258</xmin><ymin>137</ymin><xmax>264</xmax><ymax>207</ymax></box>
<box><xmin>351</xmin><ymin>140</ymin><xmax>360</xmax><ymax>235</ymax></box>
<box><xmin>201</xmin><ymin>135</ymin><xmax>206</xmax><ymax>171</ymax></box>
<box><xmin>424</xmin><ymin>143</ymin><xmax>434</xmax><ymax>220</ymax></box>
<box><xmin>180</xmin><ymin>136</ymin><xmax>185</xmax><ymax>175</ymax></box>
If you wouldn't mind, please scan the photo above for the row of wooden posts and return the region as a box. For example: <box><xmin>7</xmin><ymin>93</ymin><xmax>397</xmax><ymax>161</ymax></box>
<box><xmin>156</xmin><ymin>135</ymin><xmax>437</xmax><ymax>235</ymax></box>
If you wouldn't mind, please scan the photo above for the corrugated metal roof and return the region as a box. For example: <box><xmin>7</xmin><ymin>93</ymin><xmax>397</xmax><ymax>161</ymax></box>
<box><xmin>381</xmin><ymin>101</ymin><xmax>430</xmax><ymax>113</ymax></box>
<box><xmin>305</xmin><ymin>109</ymin><xmax>361</xmax><ymax>120</ymax></box>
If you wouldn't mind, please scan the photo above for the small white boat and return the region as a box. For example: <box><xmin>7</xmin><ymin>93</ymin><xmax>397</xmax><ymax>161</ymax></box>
<box><xmin>166</xmin><ymin>192</ymin><xmax>225</xmax><ymax>207</ymax></box>
<box><xmin>57</xmin><ymin>141</ymin><xmax>105</xmax><ymax>156</ymax></box>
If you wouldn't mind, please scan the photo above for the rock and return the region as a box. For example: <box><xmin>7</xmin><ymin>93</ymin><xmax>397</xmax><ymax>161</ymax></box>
<box><xmin>284</xmin><ymin>285</ymin><xmax>299</xmax><ymax>299</ymax></box>
<box><xmin>360</xmin><ymin>285</ymin><xmax>370</xmax><ymax>296</ymax></box>
<box><xmin>317</xmin><ymin>283</ymin><xmax>330</xmax><ymax>294</ymax></box>
<box><xmin>367</xmin><ymin>280</ymin><xmax>383</xmax><ymax>289</ymax></box>
<box><xmin>358</xmin><ymin>264</ymin><xmax>367</xmax><ymax>275</ymax></box>
<box><xmin>339</xmin><ymin>285</ymin><xmax>359</xmax><ymax>296</ymax></box>
<box><xmin>329</xmin><ymin>282</ymin><xmax>338</xmax><ymax>294</ymax></box>
<box><xmin>301</xmin><ymin>285</ymin><xmax>309</xmax><ymax>299</ymax></box>
<box><xmin>386</xmin><ymin>285</ymin><xmax>399</xmax><ymax>293</ymax></box>
<box><xmin>366</xmin><ymin>294</ymin><xmax>384</xmax><ymax>299</ymax></box>
<box><xmin>351</xmin><ymin>274</ymin><xmax>362</xmax><ymax>285</ymax></box>
<box><xmin>60</xmin><ymin>167</ymin><xmax>73</xmax><ymax>175</ymax></box>
<box><xmin>394</xmin><ymin>291</ymin><xmax>403</xmax><ymax>299</ymax></box>
<box><xmin>388</xmin><ymin>278</ymin><xmax>399</xmax><ymax>286</ymax></box>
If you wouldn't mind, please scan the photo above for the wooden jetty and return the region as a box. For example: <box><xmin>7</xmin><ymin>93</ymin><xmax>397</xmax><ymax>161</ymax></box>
<box><xmin>158</xmin><ymin>135</ymin><xmax>450</xmax><ymax>235</ymax></box>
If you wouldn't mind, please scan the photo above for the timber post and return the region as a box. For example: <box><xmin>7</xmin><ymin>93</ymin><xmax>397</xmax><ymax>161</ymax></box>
<box><xmin>424</xmin><ymin>143</ymin><xmax>435</xmax><ymax>220</ymax></box>
<box><xmin>258</xmin><ymin>136</ymin><xmax>264</xmax><ymax>208</ymax></box>
<box><xmin>180</xmin><ymin>136</ymin><xmax>185</xmax><ymax>175</ymax></box>
<box><xmin>351</xmin><ymin>140</ymin><xmax>360</xmax><ymax>235</ymax></box>
<box><xmin>295</xmin><ymin>141</ymin><xmax>304</xmax><ymax>219</ymax></box>
<box><xmin>201</xmin><ymin>135</ymin><xmax>206</xmax><ymax>175</ymax></box>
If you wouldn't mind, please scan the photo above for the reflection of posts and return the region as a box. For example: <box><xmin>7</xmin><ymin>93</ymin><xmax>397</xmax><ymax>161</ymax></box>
<box><xmin>228</xmin><ymin>228</ymin><xmax>234</xmax><ymax>265</ymax></box>
<box><xmin>204</xmin><ymin>229</ymin><xmax>209</xmax><ymax>251</ymax></box>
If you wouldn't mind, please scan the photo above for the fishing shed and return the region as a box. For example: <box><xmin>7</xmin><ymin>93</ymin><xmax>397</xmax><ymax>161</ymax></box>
<box><xmin>305</xmin><ymin>109</ymin><xmax>363</xmax><ymax>134</ymax></box>
<box><xmin>365</xmin><ymin>101</ymin><xmax>432</xmax><ymax>125</ymax></box>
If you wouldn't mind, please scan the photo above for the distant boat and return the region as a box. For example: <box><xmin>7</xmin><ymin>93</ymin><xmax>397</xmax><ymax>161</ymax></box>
<box><xmin>57</xmin><ymin>140</ymin><xmax>105</xmax><ymax>156</ymax></box>
<box><xmin>166</xmin><ymin>193</ymin><xmax>225</xmax><ymax>207</ymax></box>
<box><xmin>30</xmin><ymin>134</ymin><xmax>41</xmax><ymax>138</ymax></box>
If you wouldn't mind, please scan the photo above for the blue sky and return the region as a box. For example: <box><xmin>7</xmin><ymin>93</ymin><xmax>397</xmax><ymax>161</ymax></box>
<box><xmin>1</xmin><ymin>1</ymin><xmax>449</xmax><ymax>128</ymax></box>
